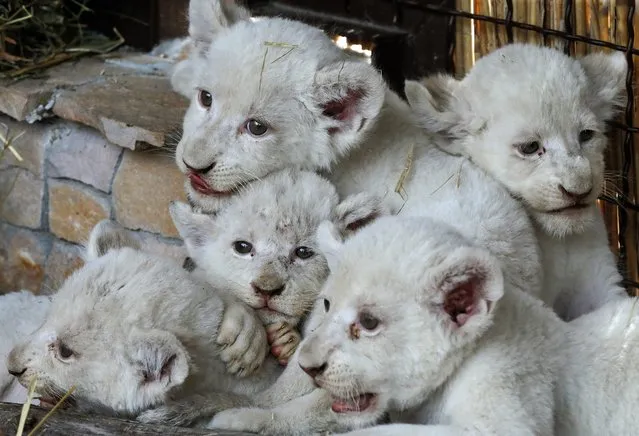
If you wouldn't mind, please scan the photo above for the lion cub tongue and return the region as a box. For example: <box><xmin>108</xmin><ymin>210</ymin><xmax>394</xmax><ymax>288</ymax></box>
<box><xmin>331</xmin><ymin>394</ymin><xmax>375</xmax><ymax>413</ymax></box>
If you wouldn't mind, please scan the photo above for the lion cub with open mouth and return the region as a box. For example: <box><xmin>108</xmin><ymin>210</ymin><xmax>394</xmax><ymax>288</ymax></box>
<box><xmin>210</xmin><ymin>216</ymin><xmax>564</xmax><ymax>435</ymax></box>
<box><xmin>306</xmin><ymin>217</ymin><xmax>563</xmax><ymax>435</ymax></box>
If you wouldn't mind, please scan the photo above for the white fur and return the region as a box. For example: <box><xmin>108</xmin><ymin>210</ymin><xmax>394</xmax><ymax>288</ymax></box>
<box><xmin>156</xmin><ymin>169</ymin><xmax>386</xmax><ymax>425</ymax></box>
<box><xmin>0</xmin><ymin>290</ymin><xmax>51</xmax><ymax>405</ymax></box>
<box><xmin>172</xmin><ymin>1</ymin><xmax>542</xmax><ymax>308</ymax></box>
<box><xmin>404</xmin><ymin>43</ymin><xmax>629</xmax><ymax>320</ymax></box>
<box><xmin>554</xmin><ymin>297</ymin><xmax>639</xmax><ymax>435</ymax></box>
<box><xmin>86</xmin><ymin>219</ymin><xmax>268</xmax><ymax>385</ymax></box>
<box><xmin>6</xmin><ymin>220</ymin><xmax>278</xmax><ymax>422</ymax></box>
<box><xmin>209</xmin><ymin>216</ymin><xmax>563</xmax><ymax>435</ymax></box>
<box><xmin>171</xmin><ymin>169</ymin><xmax>385</xmax><ymax>331</ymax></box>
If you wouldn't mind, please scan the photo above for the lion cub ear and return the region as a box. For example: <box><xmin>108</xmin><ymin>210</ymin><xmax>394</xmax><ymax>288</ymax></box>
<box><xmin>189</xmin><ymin>0</ymin><xmax>251</xmax><ymax>54</ymax></box>
<box><xmin>333</xmin><ymin>192</ymin><xmax>389</xmax><ymax>238</ymax></box>
<box><xmin>316</xmin><ymin>221</ymin><xmax>345</xmax><ymax>272</ymax></box>
<box><xmin>404</xmin><ymin>77</ymin><xmax>473</xmax><ymax>156</ymax></box>
<box><xmin>425</xmin><ymin>247</ymin><xmax>504</xmax><ymax>332</ymax></box>
<box><xmin>86</xmin><ymin>220</ymin><xmax>140</xmax><ymax>261</ymax></box>
<box><xmin>128</xmin><ymin>329</ymin><xmax>190</xmax><ymax>397</ymax></box>
<box><xmin>578</xmin><ymin>51</ymin><xmax>627</xmax><ymax>121</ymax></box>
<box><xmin>312</xmin><ymin>61</ymin><xmax>386</xmax><ymax>155</ymax></box>
<box><xmin>169</xmin><ymin>201</ymin><xmax>218</xmax><ymax>254</ymax></box>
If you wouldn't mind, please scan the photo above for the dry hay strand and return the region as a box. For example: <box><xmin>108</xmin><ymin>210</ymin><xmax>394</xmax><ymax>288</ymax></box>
<box><xmin>0</xmin><ymin>122</ymin><xmax>24</xmax><ymax>208</ymax></box>
<box><xmin>0</xmin><ymin>1</ymin><xmax>124</xmax><ymax>80</ymax></box>
<box><xmin>0</xmin><ymin>121</ymin><xmax>25</xmax><ymax>161</ymax></box>
<box><xmin>15</xmin><ymin>378</ymin><xmax>77</xmax><ymax>436</ymax></box>
<box><xmin>15</xmin><ymin>376</ymin><xmax>38</xmax><ymax>436</ymax></box>
<box><xmin>258</xmin><ymin>41</ymin><xmax>299</xmax><ymax>92</ymax></box>
<box><xmin>26</xmin><ymin>385</ymin><xmax>76</xmax><ymax>436</ymax></box>
<box><xmin>395</xmin><ymin>144</ymin><xmax>415</xmax><ymax>201</ymax></box>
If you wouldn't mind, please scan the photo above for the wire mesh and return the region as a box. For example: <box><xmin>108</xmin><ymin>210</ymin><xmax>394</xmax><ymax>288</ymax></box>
<box><xmin>252</xmin><ymin>0</ymin><xmax>639</xmax><ymax>291</ymax></box>
<box><xmin>388</xmin><ymin>0</ymin><xmax>639</xmax><ymax>291</ymax></box>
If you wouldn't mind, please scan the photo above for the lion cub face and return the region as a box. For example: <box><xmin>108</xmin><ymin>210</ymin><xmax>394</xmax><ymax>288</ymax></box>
<box><xmin>406</xmin><ymin>44</ymin><xmax>626</xmax><ymax>237</ymax></box>
<box><xmin>7</xmin><ymin>222</ymin><xmax>192</xmax><ymax>416</ymax></box>
<box><xmin>171</xmin><ymin>169</ymin><xmax>385</xmax><ymax>328</ymax></box>
<box><xmin>172</xmin><ymin>0</ymin><xmax>385</xmax><ymax>212</ymax></box>
<box><xmin>297</xmin><ymin>217</ymin><xmax>504</xmax><ymax>425</ymax></box>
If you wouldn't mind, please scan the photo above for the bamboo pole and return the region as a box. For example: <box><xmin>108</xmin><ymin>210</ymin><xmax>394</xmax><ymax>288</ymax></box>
<box><xmin>493</xmin><ymin>0</ymin><xmax>508</xmax><ymax>47</ymax></box>
<box><xmin>546</xmin><ymin>0</ymin><xmax>565</xmax><ymax>49</ymax></box>
<box><xmin>484</xmin><ymin>0</ymin><xmax>499</xmax><ymax>53</ymax></box>
<box><xmin>513</xmin><ymin>0</ymin><xmax>528</xmax><ymax>42</ymax></box>
<box><xmin>625</xmin><ymin>0</ymin><xmax>639</xmax><ymax>289</ymax></box>
<box><xmin>454</xmin><ymin>0</ymin><xmax>467</xmax><ymax>75</ymax></box>
<box><xmin>574</xmin><ymin>0</ymin><xmax>588</xmax><ymax>55</ymax></box>
<box><xmin>527</xmin><ymin>0</ymin><xmax>544</xmax><ymax>45</ymax></box>
<box><xmin>610</xmin><ymin>0</ymin><xmax>638</xmax><ymax>289</ymax></box>
<box><xmin>597</xmin><ymin>0</ymin><xmax>622</xmax><ymax>255</ymax></box>
<box><xmin>476</xmin><ymin>0</ymin><xmax>488</xmax><ymax>58</ymax></box>
<box><xmin>460</xmin><ymin>0</ymin><xmax>474</xmax><ymax>72</ymax></box>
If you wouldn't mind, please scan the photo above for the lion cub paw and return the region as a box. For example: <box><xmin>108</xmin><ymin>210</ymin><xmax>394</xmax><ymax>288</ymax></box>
<box><xmin>266</xmin><ymin>321</ymin><xmax>301</xmax><ymax>366</ymax></box>
<box><xmin>217</xmin><ymin>300</ymin><xmax>268</xmax><ymax>377</ymax></box>
<box><xmin>208</xmin><ymin>407</ymin><xmax>272</xmax><ymax>434</ymax></box>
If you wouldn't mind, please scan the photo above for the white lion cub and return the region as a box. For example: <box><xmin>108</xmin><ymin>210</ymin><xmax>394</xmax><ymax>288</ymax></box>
<box><xmin>170</xmin><ymin>168</ymin><xmax>387</xmax><ymax>366</ymax></box>
<box><xmin>6</xmin><ymin>220</ymin><xmax>276</xmax><ymax>421</ymax></box>
<box><xmin>171</xmin><ymin>0</ymin><xmax>542</xmax><ymax>307</ymax></box>
<box><xmin>209</xmin><ymin>216</ymin><xmax>564</xmax><ymax>435</ymax></box>
<box><xmin>555</xmin><ymin>296</ymin><xmax>639</xmax><ymax>436</ymax></box>
<box><xmin>405</xmin><ymin>43</ymin><xmax>629</xmax><ymax>320</ymax></box>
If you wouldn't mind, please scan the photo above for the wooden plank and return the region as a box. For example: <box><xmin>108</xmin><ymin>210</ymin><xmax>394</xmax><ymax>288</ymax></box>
<box><xmin>158</xmin><ymin>0</ymin><xmax>190</xmax><ymax>40</ymax></box>
<box><xmin>0</xmin><ymin>403</ymin><xmax>251</xmax><ymax>436</ymax></box>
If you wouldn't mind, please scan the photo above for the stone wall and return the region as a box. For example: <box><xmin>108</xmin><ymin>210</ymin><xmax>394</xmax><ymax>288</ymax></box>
<box><xmin>0</xmin><ymin>52</ymin><xmax>190</xmax><ymax>295</ymax></box>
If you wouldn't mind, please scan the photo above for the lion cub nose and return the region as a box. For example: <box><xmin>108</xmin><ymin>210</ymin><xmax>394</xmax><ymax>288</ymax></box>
<box><xmin>251</xmin><ymin>283</ymin><xmax>285</xmax><ymax>297</ymax></box>
<box><xmin>558</xmin><ymin>185</ymin><xmax>592</xmax><ymax>202</ymax></box>
<box><xmin>8</xmin><ymin>368</ymin><xmax>27</xmax><ymax>377</ymax></box>
<box><xmin>299</xmin><ymin>362</ymin><xmax>327</xmax><ymax>378</ymax></box>
<box><xmin>183</xmin><ymin>159</ymin><xmax>216</xmax><ymax>174</ymax></box>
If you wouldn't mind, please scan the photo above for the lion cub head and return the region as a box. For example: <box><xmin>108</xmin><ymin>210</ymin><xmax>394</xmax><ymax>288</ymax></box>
<box><xmin>6</xmin><ymin>221</ymin><xmax>203</xmax><ymax>416</ymax></box>
<box><xmin>405</xmin><ymin>43</ymin><xmax>627</xmax><ymax>237</ymax></box>
<box><xmin>172</xmin><ymin>0</ymin><xmax>386</xmax><ymax>211</ymax></box>
<box><xmin>297</xmin><ymin>216</ymin><xmax>504</xmax><ymax>426</ymax></box>
<box><xmin>170</xmin><ymin>169</ymin><xmax>386</xmax><ymax>329</ymax></box>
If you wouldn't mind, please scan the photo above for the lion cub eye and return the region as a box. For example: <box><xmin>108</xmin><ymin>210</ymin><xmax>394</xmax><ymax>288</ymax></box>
<box><xmin>517</xmin><ymin>141</ymin><xmax>541</xmax><ymax>155</ymax></box>
<box><xmin>323</xmin><ymin>298</ymin><xmax>330</xmax><ymax>312</ymax></box>
<box><xmin>295</xmin><ymin>246</ymin><xmax>314</xmax><ymax>259</ymax></box>
<box><xmin>579</xmin><ymin>129</ymin><xmax>595</xmax><ymax>143</ymax></box>
<box><xmin>58</xmin><ymin>343</ymin><xmax>75</xmax><ymax>360</ymax></box>
<box><xmin>246</xmin><ymin>119</ymin><xmax>268</xmax><ymax>136</ymax></box>
<box><xmin>198</xmin><ymin>90</ymin><xmax>213</xmax><ymax>109</ymax></box>
<box><xmin>233</xmin><ymin>241</ymin><xmax>253</xmax><ymax>255</ymax></box>
<box><xmin>359</xmin><ymin>312</ymin><xmax>380</xmax><ymax>331</ymax></box>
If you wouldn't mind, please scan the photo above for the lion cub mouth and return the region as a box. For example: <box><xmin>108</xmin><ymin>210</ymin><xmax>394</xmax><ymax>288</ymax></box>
<box><xmin>331</xmin><ymin>393</ymin><xmax>377</xmax><ymax>413</ymax></box>
<box><xmin>37</xmin><ymin>395</ymin><xmax>74</xmax><ymax>410</ymax></box>
<box><xmin>187</xmin><ymin>173</ymin><xmax>234</xmax><ymax>196</ymax></box>
<box><xmin>547</xmin><ymin>203</ymin><xmax>590</xmax><ymax>214</ymax></box>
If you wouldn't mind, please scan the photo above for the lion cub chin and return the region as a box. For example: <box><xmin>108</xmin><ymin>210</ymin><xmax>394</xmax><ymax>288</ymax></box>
<box><xmin>6</xmin><ymin>220</ymin><xmax>275</xmax><ymax>421</ymax></box>
<box><xmin>170</xmin><ymin>168</ymin><xmax>387</xmax><ymax>366</ymax></box>
<box><xmin>208</xmin><ymin>216</ymin><xmax>564</xmax><ymax>435</ymax></box>
<box><xmin>405</xmin><ymin>43</ymin><xmax>629</xmax><ymax>320</ymax></box>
